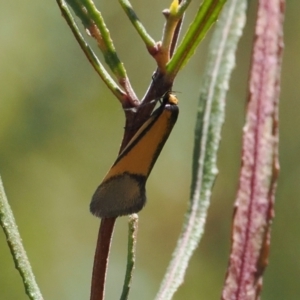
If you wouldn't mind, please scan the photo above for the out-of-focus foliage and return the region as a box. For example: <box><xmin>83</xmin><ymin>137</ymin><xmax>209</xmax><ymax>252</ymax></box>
<box><xmin>0</xmin><ymin>1</ymin><xmax>299</xmax><ymax>299</ymax></box>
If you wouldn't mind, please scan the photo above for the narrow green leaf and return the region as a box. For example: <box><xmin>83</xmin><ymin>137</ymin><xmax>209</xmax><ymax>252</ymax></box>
<box><xmin>156</xmin><ymin>0</ymin><xmax>247</xmax><ymax>298</ymax></box>
<box><xmin>0</xmin><ymin>176</ymin><xmax>43</xmax><ymax>300</ymax></box>
<box><xmin>166</xmin><ymin>0</ymin><xmax>227</xmax><ymax>79</ymax></box>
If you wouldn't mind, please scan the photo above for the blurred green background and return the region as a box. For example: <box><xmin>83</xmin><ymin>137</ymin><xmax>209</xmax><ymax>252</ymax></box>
<box><xmin>0</xmin><ymin>1</ymin><xmax>299</xmax><ymax>299</ymax></box>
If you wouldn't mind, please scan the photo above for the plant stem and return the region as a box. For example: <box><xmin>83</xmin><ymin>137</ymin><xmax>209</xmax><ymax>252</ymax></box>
<box><xmin>90</xmin><ymin>218</ymin><xmax>116</xmax><ymax>300</ymax></box>
<box><xmin>119</xmin><ymin>0</ymin><xmax>156</xmax><ymax>49</ymax></box>
<box><xmin>62</xmin><ymin>0</ymin><xmax>139</xmax><ymax>106</ymax></box>
<box><xmin>155</xmin><ymin>0</ymin><xmax>247</xmax><ymax>298</ymax></box>
<box><xmin>0</xmin><ymin>176</ymin><xmax>43</xmax><ymax>300</ymax></box>
<box><xmin>222</xmin><ymin>0</ymin><xmax>284</xmax><ymax>298</ymax></box>
<box><xmin>166</xmin><ymin>0</ymin><xmax>227</xmax><ymax>81</ymax></box>
<box><xmin>120</xmin><ymin>214</ymin><xmax>138</xmax><ymax>300</ymax></box>
<box><xmin>57</xmin><ymin>0</ymin><xmax>128</xmax><ymax>104</ymax></box>
<box><xmin>76</xmin><ymin>0</ymin><xmax>127</xmax><ymax>79</ymax></box>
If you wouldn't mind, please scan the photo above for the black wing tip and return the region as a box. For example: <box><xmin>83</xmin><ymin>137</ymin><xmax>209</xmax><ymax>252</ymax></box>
<box><xmin>90</xmin><ymin>196</ymin><xmax>147</xmax><ymax>219</ymax></box>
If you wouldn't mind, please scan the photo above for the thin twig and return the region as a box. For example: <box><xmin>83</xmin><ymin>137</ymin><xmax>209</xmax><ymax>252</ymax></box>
<box><xmin>119</xmin><ymin>0</ymin><xmax>156</xmax><ymax>50</ymax></box>
<box><xmin>57</xmin><ymin>0</ymin><xmax>127</xmax><ymax>104</ymax></box>
<box><xmin>0</xmin><ymin>176</ymin><xmax>43</xmax><ymax>300</ymax></box>
<box><xmin>64</xmin><ymin>0</ymin><xmax>139</xmax><ymax>106</ymax></box>
<box><xmin>155</xmin><ymin>0</ymin><xmax>247</xmax><ymax>298</ymax></box>
<box><xmin>78</xmin><ymin>0</ymin><xmax>127</xmax><ymax>78</ymax></box>
<box><xmin>157</xmin><ymin>0</ymin><xmax>183</xmax><ymax>72</ymax></box>
<box><xmin>166</xmin><ymin>0</ymin><xmax>227</xmax><ymax>81</ymax></box>
<box><xmin>90</xmin><ymin>218</ymin><xmax>116</xmax><ymax>300</ymax></box>
<box><xmin>78</xmin><ymin>0</ymin><xmax>139</xmax><ymax>103</ymax></box>
<box><xmin>120</xmin><ymin>214</ymin><xmax>138</xmax><ymax>300</ymax></box>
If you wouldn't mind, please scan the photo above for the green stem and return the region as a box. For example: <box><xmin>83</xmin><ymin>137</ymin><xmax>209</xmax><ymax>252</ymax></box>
<box><xmin>76</xmin><ymin>0</ymin><xmax>126</xmax><ymax>76</ymax></box>
<box><xmin>0</xmin><ymin>176</ymin><xmax>43</xmax><ymax>300</ymax></box>
<box><xmin>120</xmin><ymin>214</ymin><xmax>138</xmax><ymax>300</ymax></box>
<box><xmin>64</xmin><ymin>0</ymin><xmax>139</xmax><ymax>105</ymax></box>
<box><xmin>57</xmin><ymin>0</ymin><xmax>127</xmax><ymax>104</ymax></box>
<box><xmin>166</xmin><ymin>0</ymin><xmax>226</xmax><ymax>81</ymax></box>
<box><xmin>155</xmin><ymin>0</ymin><xmax>247</xmax><ymax>299</ymax></box>
<box><xmin>154</xmin><ymin>0</ymin><xmax>188</xmax><ymax>72</ymax></box>
<box><xmin>119</xmin><ymin>0</ymin><xmax>156</xmax><ymax>49</ymax></box>
<box><xmin>177</xmin><ymin>0</ymin><xmax>192</xmax><ymax>15</ymax></box>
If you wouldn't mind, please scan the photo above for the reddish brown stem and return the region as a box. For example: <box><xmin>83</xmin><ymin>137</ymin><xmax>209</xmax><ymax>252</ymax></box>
<box><xmin>222</xmin><ymin>0</ymin><xmax>285</xmax><ymax>299</ymax></box>
<box><xmin>90</xmin><ymin>218</ymin><xmax>116</xmax><ymax>300</ymax></box>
